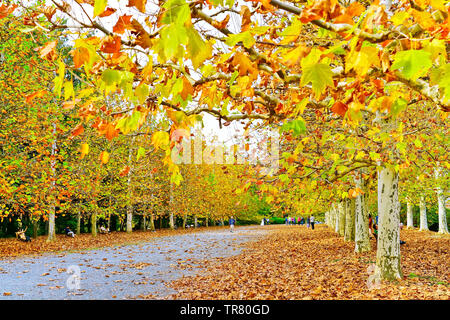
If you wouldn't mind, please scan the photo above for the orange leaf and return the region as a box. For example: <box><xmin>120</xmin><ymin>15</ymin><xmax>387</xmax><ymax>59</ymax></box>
<box><xmin>98</xmin><ymin>7</ymin><xmax>116</xmax><ymax>17</ymax></box>
<box><xmin>127</xmin><ymin>0</ymin><xmax>147</xmax><ymax>13</ymax></box>
<box><xmin>35</xmin><ymin>41</ymin><xmax>57</xmax><ymax>61</ymax></box>
<box><xmin>331</xmin><ymin>101</ymin><xmax>348</xmax><ymax>117</ymax></box>
<box><xmin>180</xmin><ymin>77</ymin><xmax>194</xmax><ymax>101</ymax></box>
<box><xmin>101</xmin><ymin>35</ymin><xmax>121</xmax><ymax>54</ymax></box>
<box><xmin>71</xmin><ymin>124</ymin><xmax>84</xmax><ymax>138</ymax></box>
<box><xmin>113</xmin><ymin>15</ymin><xmax>133</xmax><ymax>34</ymax></box>
<box><xmin>240</xmin><ymin>5</ymin><xmax>252</xmax><ymax>32</ymax></box>
<box><xmin>119</xmin><ymin>166</ymin><xmax>130</xmax><ymax>177</ymax></box>
<box><xmin>0</xmin><ymin>4</ymin><xmax>17</xmax><ymax>19</ymax></box>
<box><xmin>72</xmin><ymin>47</ymin><xmax>90</xmax><ymax>69</ymax></box>
<box><xmin>25</xmin><ymin>90</ymin><xmax>48</xmax><ymax>104</ymax></box>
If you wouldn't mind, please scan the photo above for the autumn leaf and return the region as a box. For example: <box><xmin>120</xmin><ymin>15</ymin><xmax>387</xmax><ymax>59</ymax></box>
<box><xmin>119</xmin><ymin>166</ymin><xmax>130</xmax><ymax>177</ymax></box>
<box><xmin>93</xmin><ymin>0</ymin><xmax>108</xmax><ymax>18</ymax></box>
<box><xmin>232</xmin><ymin>52</ymin><xmax>258</xmax><ymax>81</ymax></box>
<box><xmin>25</xmin><ymin>90</ymin><xmax>48</xmax><ymax>104</ymax></box>
<box><xmin>300</xmin><ymin>62</ymin><xmax>334</xmax><ymax>97</ymax></box>
<box><xmin>98</xmin><ymin>7</ymin><xmax>116</xmax><ymax>17</ymax></box>
<box><xmin>80</xmin><ymin>143</ymin><xmax>89</xmax><ymax>159</ymax></box>
<box><xmin>127</xmin><ymin>0</ymin><xmax>147</xmax><ymax>13</ymax></box>
<box><xmin>101</xmin><ymin>35</ymin><xmax>121</xmax><ymax>54</ymax></box>
<box><xmin>70</xmin><ymin>124</ymin><xmax>84</xmax><ymax>138</ymax></box>
<box><xmin>72</xmin><ymin>47</ymin><xmax>90</xmax><ymax>69</ymax></box>
<box><xmin>240</xmin><ymin>5</ymin><xmax>252</xmax><ymax>32</ymax></box>
<box><xmin>35</xmin><ymin>40</ymin><xmax>57</xmax><ymax>61</ymax></box>
<box><xmin>0</xmin><ymin>3</ymin><xmax>17</xmax><ymax>19</ymax></box>
<box><xmin>331</xmin><ymin>101</ymin><xmax>348</xmax><ymax>117</ymax></box>
<box><xmin>113</xmin><ymin>15</ymin><xmax>133</xmax><ymax>34</ymax></box>
<box><xmin>391</xmin><ymin>50</ymin><xmax>432</xmax><ymax>81</ymax></box>
<box><xmin>99</xmin><ymin>151</ymin><xmax>110</xmax><ymax>164</ymax></box>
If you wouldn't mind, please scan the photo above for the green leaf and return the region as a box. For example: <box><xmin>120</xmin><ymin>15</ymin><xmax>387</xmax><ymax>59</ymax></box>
<box><xmin>161</xmin><ymin>0</ymin><xmax>190</xmax><ymax>25</ymax></box>
<box><xmin>280</xmin><ymin>118</ymin><xmax>306</xmax><ymax>137</ymax></box>
<box><xmin>187</xmin><ymin>26</ymin><xmax>212</xmax><ymax>69</ymax></box>
<box><xmin>300</xmin><ymin>63</ymin><xmax>334</xmax><ymax>97</ymax></box>
<box><xmin>136</xmin><ymin>147</ymin><xmax>146</xmax><ymax>161</ymax></box>
<box><xmin>225</xmin><ymin>31</ymin><xmax>255</xmax><ymax>49</ymax></box>
<box><xmin>391</xmin><ymin>50</ymin><xmax>432</xmax><ymax>80</ymax></box>
<box><xmin>159</xmin><ymin>23</ymin><xmax>188</xmax><ymax>60</ymax></box>
<box><xmin>101</xmin><ymin>69</ymin><xmax>121</xmax><ymax>86</ymax></box>
<box><xmin>135</xmin><ymin>84</ymin><xmax>150</xmax><ymax>104</ymax></box>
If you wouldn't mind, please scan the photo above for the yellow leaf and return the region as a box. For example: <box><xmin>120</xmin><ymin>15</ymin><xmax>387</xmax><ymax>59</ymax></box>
<box><xmin>80</xmin><ymin>143</ymin><xmax>89</xmax><ymax>159</ymax></box>
<box><xmin>99</xmin><ymin>151</ymin><xmax>110</xmax><ymax>164</ymax></box>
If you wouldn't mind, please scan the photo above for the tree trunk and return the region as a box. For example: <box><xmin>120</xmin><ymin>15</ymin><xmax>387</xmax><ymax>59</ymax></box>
<box><xmin>47</xmin><ymin>123</ymin><xmax>57</xmax><ymax>242</ymax></box>
<box><xmin>169</xmin><ymin>183</ymin><xmax>175</xmax><ymax>230</ymax></box>
<box><xmin>334</xmin><ymin>203</ymin><xmax>340</xmax><ymax>234</ymax></box>
<box><xmin>182</xmin><ymin>213</ymin><xmax>187</xmax><ymax>229</ymax></box>
<box><xmin>194</xmin><ymin>215</ymin><xmax>198</xmax><ymax>228</ymax></box>
<box><xmin>149</xmin><ymin>212</ymin><xmax>155</xmax><ymax>231</ymax></box>
<box><xmin>338</xmin><ymin>202</ymin><xmax>345</xmax><ymax>236</ymax></box>
<box><xmin>435</xmin><ymin>166</ymin><xmax>449</xmax><ymax>234</ymax></box>
<box><xmin>76</xmin><ymin>206</ymin><xmax>81</xmax><ymax>235</ymax></box>
<box><xmin>344</xmin><ymin>198</ymin><xmax>355</xmax><ymax>241</ymax></box>
<box><xmin>142</xmin><ymin>214</ymin><xmax>146</xmax><ymax>231</ymax></box>
<box><xmin>126</xmin><ymin>137</ymin><xmax>135</xmax><ymax>233</ymax></box>
<box><xmin>406</xmin><ymin>201</ymin><xmax>414</xmax><ymax>229</ymax></box>
<box><xmin>91</xmin><ymin>212</ymin><xmax>97</xmax><ymax>237</ymax></box>
<box><xmin>354</xmin><ymin>173</ymin><xmax>370</xmax><ymax>253</ymax></box>
<box><xmin>419</xmin><ymin>196</ymin><xmax>428</xmax><ymax>231</ymax></box>
<box><xmin>32</xmin><ymin>218</ymin><xmax>39</xmax><ymax>239</ymax></box>
<box><xmin>437</xmin><ymin>191</ymin><xmax>449</xmax><ymax>234</ymax></box>
<box><xmin>376</xmin><ymin>166</ymin><xmax>402</xmax><ymax>281</ymax></box>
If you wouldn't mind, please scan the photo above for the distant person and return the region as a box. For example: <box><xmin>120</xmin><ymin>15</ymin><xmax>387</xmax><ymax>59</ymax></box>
<box><xmin>16</xmin><ymin>228</ymin><xmax>31</xmax><ymax>242</ymax></box>
<box><xmin>399</xmin><ymin>222</ymin><xmax>406</xmax><ymax>245</ymax></box>
<box><xmin>64</xmin><ymin>226</ymin><xmax>75</xmax><ymax>238</ymax></box>
<box><xmin>229</xmin><ymin>216</ymin><xmax>236</xmax><ymax>232</ymax></box>
<box><xmin>99</xmin><ymin>225</ymin><xmax>110</xmax><ymax>234</ymax></box>
<box><xmin>310</xmin><ymin>215</ymin><xmax>315</xmax><ymax>230</ymax></box>
<box><xmin>307</xmin><ymin>217</ymin><xmax>310</xmax><ymax>228</ymax></box>
<box><xmin>261</xmin><ymin>218</ymin><xmax>265</xmax><ymax>226</ymax></box>
<box><xmin>368</xmin><ymin>215</ymin><xmax>378</xmax><ymax>240</ymax></box>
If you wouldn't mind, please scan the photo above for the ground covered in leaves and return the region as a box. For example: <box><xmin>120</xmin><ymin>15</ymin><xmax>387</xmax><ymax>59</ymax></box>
<box><xmin>166</xmin><ymin>224</ymin><xmax>450</xmax><ymax>300</ymax></box>
<box><xmin>0</xmin><ymin>227</ymin><xmax>220</xmax><ymax>260</ymax></box>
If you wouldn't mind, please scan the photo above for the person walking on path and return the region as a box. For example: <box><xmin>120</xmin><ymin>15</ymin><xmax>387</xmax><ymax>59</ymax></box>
<box><xmin>229</xmin><ymin>216</ymin><xmax>236</xmax><ymax>232</ymax></box>
<box><xmin>310</xmin><ymin>215</ymin><xmax>315</xmax><ymax>230</ymax></box>
<box><xmin>307</xmin><ymin>216</ymin><xmax>310</xmax><ymax>228</ymax></box>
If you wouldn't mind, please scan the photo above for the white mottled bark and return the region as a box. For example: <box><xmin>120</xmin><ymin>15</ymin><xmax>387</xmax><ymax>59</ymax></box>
<box><xmin>169</xmin><ymin>183</ymin><xmax>175</xmax><ymax>230</ymax></box>
<box><xmin>335</xmin><ymin>203</ymin><xmax>340</xmax><ymax>233</ymax></box>
<box><xmin>344</xmin><ymin>199</ymin><xmax>355</xmax><ymax>241</ymax></box>
<box><xmin>435</xmin><ymin>166</ymin><xmax>449</xmax><ymax>234</ymax></box>
<box><xmin>419</xmin><ymin>196</ymin><xmax>428</xmax><ymax>231</ymax></box>
<box><xmin>47</xmin><ymin>123</ymin><xmax>57</xmax><ymax>242</ymax></box>
<box><xmin>406</xmin><ymin>201</ymin><xmax>414</xmax><ymax>229</ymax></box>
<box><xmin>376</xmin><ymin>166</ymin><xmax>402</xmax><ymax>281</ymax></box>
<box><xmin>437</xmin><ymin>192</ymin><xmax>448</xmax><ymax>234</ymax></box>
<box><xmin>355</xmin><ymin>174</ymin><xmax>370</xmax><ymax>253</ymax></box>
<box><xmin>126</xmin><ymin>137</ymin><xmax>136</xmax><ymax>233</ymax></box>
<box><xmin>338</xmin><ymin>202</ymin><xmax>345</xmax><ymax>236</ymax></box>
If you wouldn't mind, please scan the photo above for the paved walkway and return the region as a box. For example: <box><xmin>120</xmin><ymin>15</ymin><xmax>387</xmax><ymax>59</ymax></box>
<box><xmin>0</xmin><ymin>226</ymin><xmax>267</xmax><ymax>300</ymax></box>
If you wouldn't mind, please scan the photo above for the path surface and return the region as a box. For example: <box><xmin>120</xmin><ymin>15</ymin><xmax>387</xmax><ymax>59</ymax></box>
<box><xmin>0</xmin><ymin>226</ymin><xmax>268</xmax><ymax>300</ymax></box>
